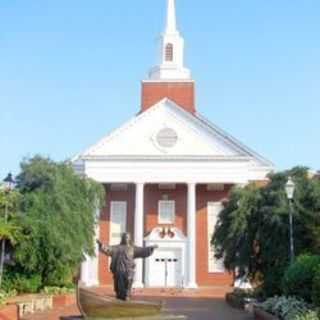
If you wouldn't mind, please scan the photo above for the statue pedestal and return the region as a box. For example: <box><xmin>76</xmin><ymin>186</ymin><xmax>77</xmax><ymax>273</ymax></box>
<box><xmin>77</xmin><ymin>286</ymin><xmax>187</xmax><ymax>320</ymax></box>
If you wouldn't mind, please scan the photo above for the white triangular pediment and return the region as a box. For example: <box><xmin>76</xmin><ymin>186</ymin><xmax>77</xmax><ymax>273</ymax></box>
<box><xmin>76</xmin><ymin>99</ymin><xmax>272</xmax><ymax>167</ymax></box>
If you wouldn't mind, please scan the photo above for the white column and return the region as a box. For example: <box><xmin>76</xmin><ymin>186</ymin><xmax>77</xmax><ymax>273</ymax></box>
<box><xmin>133</xmin><ymin>182</ymin><xmax>145</xmax><ymax>288</ymax></box>
<box><xmin>186</xmin><ymin>182</ymin><xmax>198</xmax><ymax>288</ymax></box>
<box><xmin>81</xmin><ymin>223</ymin><xmax>100</xmax><ymax>287</ymax></box>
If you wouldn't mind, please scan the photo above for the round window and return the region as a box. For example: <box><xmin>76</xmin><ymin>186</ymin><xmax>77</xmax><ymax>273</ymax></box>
<box><xmin>156</xmin><ymin>128</ymin><xmax>178</xmax><ymax>148</ymax></box>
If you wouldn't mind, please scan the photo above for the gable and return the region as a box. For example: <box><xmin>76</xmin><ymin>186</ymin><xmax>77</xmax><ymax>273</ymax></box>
<box><xmin>75</xmin><ymin>99</ymin><xmax>273</xmax><ymax>168</ymax></box>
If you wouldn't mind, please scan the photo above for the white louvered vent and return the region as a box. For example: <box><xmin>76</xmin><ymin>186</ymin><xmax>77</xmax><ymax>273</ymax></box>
<box><xmin>156</xmin><ymin>128</ymin><xmax>178</xmax><ymax>148</ymax></box>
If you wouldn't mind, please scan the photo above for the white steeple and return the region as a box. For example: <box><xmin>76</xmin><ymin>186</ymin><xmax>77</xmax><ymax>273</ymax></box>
<box><xmin>165</xmin><ymin>0</ymin><xmax>177</xmax><ymax>33</ymax></box>
<box><xmin>148</xmin><ymin>0</ymin><xmax>191</xmax><ymax>81</ymax></box>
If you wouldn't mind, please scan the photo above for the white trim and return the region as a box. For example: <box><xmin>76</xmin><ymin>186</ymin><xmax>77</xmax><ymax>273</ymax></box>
<box><xmin>80</xmin><ymin>155</ymin><xmax>251</xmax><ymax>161</ymax></box>
<box><xmin>83</xmin><ymin>159</ymin><xmax>256</xmax><ymax>184</ymax></box>
<box><xmin>81</xmin><ymin>218</ymin><xmax>100</xmax><ymax>287</ymax></box>
<box><xmin>133</xmin><ymin>183</ymin><xmax>145</xmax><ymax>288</ymax></box>
<box><xmin>141</xmin><ymin>79</ymin><xmax>195</xmax><ymax>83</ymax></box>
<box><xmin>186</xmin><ymin>183</ymin><xmax>198</xmax><ymax>288</ymax></box>
<box><xmin>195</xmin><ymin>113</ymin><xmax>274</xmax><ymax>168</ymax></box>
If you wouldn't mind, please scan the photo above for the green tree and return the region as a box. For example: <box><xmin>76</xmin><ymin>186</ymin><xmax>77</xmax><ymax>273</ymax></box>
<box><xmin>212</xmin><ymin>167</ymin><xmax>320</xmax><ymax>295</ymax></box>
<box><xmin>0</xmin><ymin>189</ymin><xmax>21</xmax><ymax>244</ymax></box>
<box><xmin>296</xmin><ymin>176</ymin><xmax>320</xmax><ymax>253</ymax></box>
<box><xmin>6</xmin><ymin>156</ymin><xmax>104</xmax><ymax>288</ymax></box>
<box><xmin>0</xmin><ymin>187</ymin><xmax>22</xmax><ymax>288</ymax></box>
<box><xmin>212</xmin><ymin>184</ymin><xmax>262</xmax><ymax>274</ymax></box>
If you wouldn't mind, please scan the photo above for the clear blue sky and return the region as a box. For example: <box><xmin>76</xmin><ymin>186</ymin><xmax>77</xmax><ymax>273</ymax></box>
<box><xmin>1</xmin><ymin>0</ymin><xmax>319</xmax><ymax>179</ymax></box>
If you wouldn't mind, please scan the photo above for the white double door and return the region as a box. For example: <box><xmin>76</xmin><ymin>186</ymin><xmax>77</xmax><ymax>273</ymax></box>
<box><xmin>149</xmin><ymin>248</ymin><xmax>182</xmax><ymax>287</ymax></box>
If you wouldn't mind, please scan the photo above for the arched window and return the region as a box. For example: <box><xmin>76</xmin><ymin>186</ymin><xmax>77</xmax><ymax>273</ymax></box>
<box><xmin>165</xmin><ymin>43</ymin><xmax>173</xmax><ymax>62</ymax></box>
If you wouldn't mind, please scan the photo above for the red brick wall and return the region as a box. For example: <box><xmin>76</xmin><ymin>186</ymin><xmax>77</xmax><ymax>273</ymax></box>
<box><xmin>196</xmin><ymin>184</ymin><xmax>234</xmax><ymax>286</ymax></box>
<box><xmin>141</xmin><ymin>82</ymin><xmax>195</xmax><ymax>113</ymax></box>
<box><xmin>98</xmin><ymin>183</ymin><xmax>234</xmax><ymax>287</ymax></box>
<box><xmin>98</xmin><ymin>184</ymin><xmax>135</xmax><ymax>285</ymax></box>
<box><xmin>144</xmin><ymin>184</ymin><xmax>187</xmax><ymax>235</ymax></box>
<box><xmin>0</xmin><ymin>304</ymin><xmax>18</xmax><ymax>320</ymax></box>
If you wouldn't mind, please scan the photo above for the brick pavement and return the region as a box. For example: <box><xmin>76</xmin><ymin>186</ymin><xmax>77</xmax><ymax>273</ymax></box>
<box><xmin>22</xmin><ymin>287</ymin><xmax>253</xmax><ymax>320</ymax></box>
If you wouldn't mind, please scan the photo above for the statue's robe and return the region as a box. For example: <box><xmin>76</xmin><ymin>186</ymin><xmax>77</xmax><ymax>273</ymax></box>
<box><xmin>101</xmin><ymin>244</ymin><xmax>155</xmax><ymax>300</ymax></box>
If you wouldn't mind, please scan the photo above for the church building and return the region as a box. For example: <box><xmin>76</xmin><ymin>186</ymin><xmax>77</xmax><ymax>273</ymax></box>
<box><xmin>74</xmin><ymin>0</ymin><xmax>274</xmax><ymax>289</ymax></box>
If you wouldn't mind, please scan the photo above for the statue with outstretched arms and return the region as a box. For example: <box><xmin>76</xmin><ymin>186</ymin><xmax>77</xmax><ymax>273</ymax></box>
<box><xmin>97</xmin><ymin>233</ymin><xmax>158</xmax><ymax>301</ymax></box>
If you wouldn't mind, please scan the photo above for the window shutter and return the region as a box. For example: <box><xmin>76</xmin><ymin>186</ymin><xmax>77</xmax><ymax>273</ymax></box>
<box><xmin>110</xmin><ymin>202</ymin><xmax>127</xmax><ymax>245</ymax></box>
<box><xmin>207</xmin><ymin>202</ymin><xmax>225</xmax><ymax>273</ymax></box>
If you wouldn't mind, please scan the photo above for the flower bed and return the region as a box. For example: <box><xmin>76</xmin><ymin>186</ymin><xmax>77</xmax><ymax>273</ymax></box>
<box><xmin>255</xmin><ymin>296</ymin><xmax>319</xmax><ymax>320</ymax></box>
<box><xmin>0</xmin><ymin>303</ymin><xmax>19</xmax><ymax>320</ymax></box>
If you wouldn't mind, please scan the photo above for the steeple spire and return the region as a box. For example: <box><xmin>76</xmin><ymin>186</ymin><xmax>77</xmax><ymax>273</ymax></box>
<box><xmin>147</xmin><ymin>0</ymin><xmax>191</xmax><ymax>80</ymax></box>
<box><xmin>165</xmin><ymin>0</ymin><xmax>177</xmax><ymax>34</ymax></box>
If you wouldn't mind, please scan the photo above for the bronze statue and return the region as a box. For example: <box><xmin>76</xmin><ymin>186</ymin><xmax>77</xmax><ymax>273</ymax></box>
<box><xmin>97</xmin><ymin>233</ymin><xmax>158</xmax><ymax>301</ymax></box>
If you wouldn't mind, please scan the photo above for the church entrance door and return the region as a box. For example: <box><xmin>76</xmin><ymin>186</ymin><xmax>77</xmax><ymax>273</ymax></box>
<box><xmin>150</xmin><ymin>248</ymin><xmax>182</xmax><ymax>287</ymax></box>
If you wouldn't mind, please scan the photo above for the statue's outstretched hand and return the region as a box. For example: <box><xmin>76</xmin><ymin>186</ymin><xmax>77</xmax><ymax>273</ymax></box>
<box><xmin>152</xmin><ymin>245</ymin><xmax>159</xmax><ymax>250</ymax></box>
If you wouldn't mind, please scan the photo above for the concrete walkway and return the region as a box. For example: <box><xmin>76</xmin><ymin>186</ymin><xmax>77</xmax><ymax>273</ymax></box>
<box><xmin>23</xmin><ymin>296</ymin><xmax>253</xmax><ymax>320</ymax></box>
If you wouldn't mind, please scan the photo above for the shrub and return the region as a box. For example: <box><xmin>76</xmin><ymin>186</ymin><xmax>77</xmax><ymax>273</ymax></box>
<box><xmin>263</xmin><ymin>266</ymin><xmax>287</xmax><ymax>297</ymax></box>
<box><xmin>13</xmin><ymin>156</ymin><xmax>104</xmax><ymax>289</ymax></box>
<box><xmin>0</xmin><ymin>289</ymin><xmax>17</xmax><ymax>305</ymax></box>
<box><xmin>295</xmin><ymin>311</ymin><xmax>319</xmax><ymax>320</ymax></box>
<box><xmin>42</xmin><ymin>286</ymin><xmax>75</xmax><ymax>295</ymax></box>
<box><xmin>282</xmin><ymin>255</ymin><xmax>320</xmax><ymax>302</ymax></box>
<box><xmin>312</xmin><ymin>269</ymin><xmax>320</xmax><ymax>308</ymax></box>
<box><xmin>3</xmin><ymin>273</ymin><xmax>42</xmax><ymax>294</ymax></box>
<box><xmin>259</xmin><ymin>296</ymin><xmax>310</xmax><ymax>320</ymax></box>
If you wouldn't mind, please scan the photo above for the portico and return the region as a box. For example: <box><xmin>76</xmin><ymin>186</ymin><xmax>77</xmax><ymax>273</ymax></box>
<box><xmin>131</xmin><ymin>181</ymin><xmax>199</xmax><ymax>289</ymax></box>
<box><xmin>79</xmin><ymin>180</ymin><xmax>235</xmax><ymax>288</ymax></box>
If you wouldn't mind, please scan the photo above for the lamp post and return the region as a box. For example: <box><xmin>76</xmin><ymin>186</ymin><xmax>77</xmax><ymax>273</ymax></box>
<box><xmin>285</xmin><ymin>177</ymin><xmax>296</xmax><ymax>264</ymax></box>
<box><xmin>0</xmin><ymin>173</ymin><xmax>15</xmax><ymax>287</ymax></box>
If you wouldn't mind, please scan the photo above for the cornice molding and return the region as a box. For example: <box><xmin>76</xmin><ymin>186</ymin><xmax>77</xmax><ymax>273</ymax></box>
<box><xmin>80</xmin><ymin>155</ymin><xmax>251</xmax><ymax>162</ymax></box>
